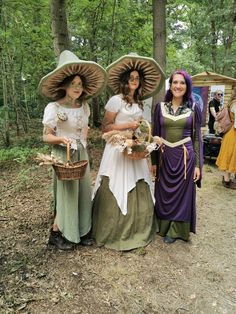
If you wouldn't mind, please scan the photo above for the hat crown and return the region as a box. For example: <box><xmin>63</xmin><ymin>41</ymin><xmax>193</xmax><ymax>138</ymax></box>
<box><xmin>57</xmin><ymin>50</ymin><xmax>81</xmax><ymax>68</ymax></box>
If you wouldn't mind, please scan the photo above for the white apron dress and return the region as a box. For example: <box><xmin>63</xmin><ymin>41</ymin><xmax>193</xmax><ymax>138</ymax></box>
<box><xmin>92</xmin><ymin>95</ymin><xmax>157</xmax><ymax>251</ymax></box>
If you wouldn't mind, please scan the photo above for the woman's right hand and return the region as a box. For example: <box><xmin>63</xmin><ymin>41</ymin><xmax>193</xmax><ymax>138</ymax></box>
<box><xmin>60</xmin><ymin>136</ymin><xmax>72</xmax><ymax>145</ymax></box>
<box><xmin>151</xmin><ymin>165</ymin><xmax>157</xmax><ymax>180</ymax></box>
<box><xmin>128</xmin><ymin>120</ymin><xmax>140</xmax><ymax>130</ymax></box>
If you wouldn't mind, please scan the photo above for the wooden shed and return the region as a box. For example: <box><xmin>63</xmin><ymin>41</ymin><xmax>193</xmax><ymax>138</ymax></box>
<box><xmin>191</xmin><ymin>71</ymin><xmax>236</xmax><ymax>130</ymax></box>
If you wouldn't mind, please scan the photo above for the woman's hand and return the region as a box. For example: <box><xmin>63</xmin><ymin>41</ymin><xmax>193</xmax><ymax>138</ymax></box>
<box><xmin>128</xmin><ymin>120</ymin><xmax>140</xmax><ymax>130</ymax></box>
<box><xmin>193</xmin><ymin>167</ymin><xmax>200</xmax><ymax>182</ymax></box>
<box><xmin>60</xmin><ymin>136</ymin><xmax>72</xmax><ymax>145</ymax></box>
<box><xmin>151</xmin><ymin>165</ymin><xmax>157</xmax><ymax>180</ymax></box>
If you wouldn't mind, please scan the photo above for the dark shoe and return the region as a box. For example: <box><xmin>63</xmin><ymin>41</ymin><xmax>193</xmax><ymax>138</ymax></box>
<box><xmin>48</xmin><ymin>230</ymin><xmax>74</xmax><ymax>251</ymax></box>
<box><xmin>163</xmin><ymin>235</ymin><xmax>176</xmax><ymax>244</ymax></box>
<box><xmin>229</xmin><ymin>181</ymin><xmax>236</xmax><ymax>189</ymax></box>
<box><xmin>222</xmin><ymin>178</ymin><xmax>231</xmax><ymax>188</ymax></box>
<box><xmin>80</xmin><ymin>238</ymin><xmax>93</xmax><ymax>246</ymax></box>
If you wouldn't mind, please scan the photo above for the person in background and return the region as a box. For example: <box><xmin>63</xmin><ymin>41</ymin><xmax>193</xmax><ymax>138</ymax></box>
<box><xmin>208</xmin><ymin>90</ymin><xmax>223</xmax><ymax>134</ymax></box>
<box><xmin>216</xmin><ymin>86</ymin><xmax>236</xmax><ymax>189</ymax></box>
<box><xmin>39</xmin><ymin>50</ymin><xmax>107</xmax><ymax>250</ymax></box>
<box><xmin>92</xmin><ymin>53</ymin><xmax>165</xmax><ymax>251</ymax></box>
<box><xmin>151</xmin><ymin>70</ymin><xmax>203</xmax><ymax>244</ymax></box>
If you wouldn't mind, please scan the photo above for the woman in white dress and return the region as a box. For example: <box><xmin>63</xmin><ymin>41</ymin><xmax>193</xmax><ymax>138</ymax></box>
<box><xmin>39</xmin><ymin>50</ymin><xmax>107</xmax><ymax>250</ymax></box>
<box><xmin>92</xmin><ymin>53</ymin><xmax>165</xmax><ymax>251</ymax></box>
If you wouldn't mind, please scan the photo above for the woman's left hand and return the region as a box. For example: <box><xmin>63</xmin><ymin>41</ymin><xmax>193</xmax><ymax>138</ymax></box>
<box><xmin>193</xmin><ymin>167</ymin><xmax>200</xmax><ymax>182</ymax></box>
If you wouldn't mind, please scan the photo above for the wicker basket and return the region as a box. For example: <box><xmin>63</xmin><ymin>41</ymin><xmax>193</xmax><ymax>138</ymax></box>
<box><xmin>123</xmin><ymin>119</ymin><xmax>151</xmax><ymax>160</ymax></box>
<box><xmin>53</xmin><ymin>143</ymin><xmax>88</xmax><ymax>181</ymax></box>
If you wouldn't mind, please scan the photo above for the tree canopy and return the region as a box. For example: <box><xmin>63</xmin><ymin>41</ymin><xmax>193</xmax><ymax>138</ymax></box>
<box><xmin>0</xmin><ymin>0</ymin><xmax>235</xmax><ymax>146</ymax></box>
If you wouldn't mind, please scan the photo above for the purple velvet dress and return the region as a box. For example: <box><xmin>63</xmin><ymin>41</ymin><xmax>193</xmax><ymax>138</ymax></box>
<box><xmin>152</xmin><ymin>102</ymin><xmax>203</xmax><ymax>235</ymax></box>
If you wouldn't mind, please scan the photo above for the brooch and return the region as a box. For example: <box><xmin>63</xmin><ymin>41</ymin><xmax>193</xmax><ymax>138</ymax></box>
<box><xmin>57</xmin><ymin>112</ymin><xmax>68</xmax><ymax>121</ymax></box>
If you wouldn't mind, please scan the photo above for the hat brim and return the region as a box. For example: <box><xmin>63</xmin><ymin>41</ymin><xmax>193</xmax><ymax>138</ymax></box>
<box><xmin>39</xmin><ymin>61</ymin><xmax>107</xmax><ymax>100</ymax></box>
<box><xmin>106</xmin><ymin>55</ymin><xmax>165</xmax><ymax>100</ymax></box>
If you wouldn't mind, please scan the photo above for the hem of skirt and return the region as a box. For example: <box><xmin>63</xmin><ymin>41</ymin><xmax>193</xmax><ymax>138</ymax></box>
<box><xmin>59</xmin><ymin>225</ymin><xmax>92</xmax><ymax>244</ymax></box>
<box><xmin>216</xmin><ymin>165</ymin><xmax>236</xmax><ymax>173</ymax></box>
<box><xmin>95</xmin><ymin>237</ymin><xmax>154</xmax><ymax>251</ymax></box>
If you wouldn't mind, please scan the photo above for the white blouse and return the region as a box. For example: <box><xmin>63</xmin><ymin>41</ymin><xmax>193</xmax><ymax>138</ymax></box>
<box><xmin>42</xmin><ymin>102</ymin><xmax>90</xmax><ymax>149</ymax></box>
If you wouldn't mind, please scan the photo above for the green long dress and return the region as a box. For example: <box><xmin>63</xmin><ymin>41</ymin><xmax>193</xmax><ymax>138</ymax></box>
<box><xmin>52</xmin><ymin>144</ymin><xmax>92</xmax><ymax>243</ymax></box>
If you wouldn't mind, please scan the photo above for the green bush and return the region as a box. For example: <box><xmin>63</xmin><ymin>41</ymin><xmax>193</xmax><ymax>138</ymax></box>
<box><xmin>0</xmin><ymin>146</ymin><xmax>49</xmax><ymax>163</ymax></box>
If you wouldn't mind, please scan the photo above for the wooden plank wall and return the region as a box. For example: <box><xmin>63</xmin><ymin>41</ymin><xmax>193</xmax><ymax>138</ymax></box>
<box><xmin>192</xmin><ymin>75</ymin><xmax>236</xmax><ymax>131</ymax></box>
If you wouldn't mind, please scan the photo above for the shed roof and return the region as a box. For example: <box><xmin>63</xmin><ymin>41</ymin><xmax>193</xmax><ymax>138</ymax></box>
<box><xmin>191</xmin><ymin>71</ymin><xmax>236</xmax><ymax>84</ymax></box>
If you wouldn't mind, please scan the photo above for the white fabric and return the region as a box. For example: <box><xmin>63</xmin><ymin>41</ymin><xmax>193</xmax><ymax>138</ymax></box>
<box><xmin>105</xmin><ymin>94</ymin><xmax>143</xmax><ymax>122</ymax></box>
<box><xmin>161</xmin><ymin>137</ymin><xmax>191</xmax><ymax>147</ymax></box>
<box><xmin>42</xmin><ymin>102</ymin><xmax>90</xmax><ymax>149</ymax></box>
<box><xmin>92</xmin><ymin>95</ymin><xmax>155</xmax><ymax>215</ymax></box>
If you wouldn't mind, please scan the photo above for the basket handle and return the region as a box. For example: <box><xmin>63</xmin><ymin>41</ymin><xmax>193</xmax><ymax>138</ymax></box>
<box><xmin>66</xmin><ymin>142</ymin><xmax>71</xmax><ymax>163</ymax></box>
<box><xmin>140</xmin><ymin>119</ymin><xmax>151</xmax><ymax>143</ymax></box>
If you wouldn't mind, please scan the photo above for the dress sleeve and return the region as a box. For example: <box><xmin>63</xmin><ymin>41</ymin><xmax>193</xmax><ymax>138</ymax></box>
<box><xmin>105</xmin><ymin>95</ymin><xmax>122</xmax><ymax>112</ymax></box>
<box><xmin>42</xmin><ymin>102</ymin><xmax>58</xmax><ymax>129</ymax></box>
<box><xmin>83</xmin><ymin>102</ymin><xmax>90</xmax><ymax>118</ymax></box>
<box><xmin>193</xmin><ymin>103</ymin><xmax>203</xmax><ymax>187</ymax></box>
<box><xmin>151</xmin><ymin>103</ymin><xmax>161</xmax><ymax>165</ymax></box>
<box><xmin>209</xmin><ymin>100</ymin><xmax>216</xmax><ymax>109</ymax></box>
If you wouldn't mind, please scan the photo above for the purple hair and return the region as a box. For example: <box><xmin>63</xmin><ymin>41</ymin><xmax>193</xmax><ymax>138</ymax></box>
<box><xmin>164</xmin><ymin>70</ymin><xmax>193</xmax><ymax>107</ymax></box>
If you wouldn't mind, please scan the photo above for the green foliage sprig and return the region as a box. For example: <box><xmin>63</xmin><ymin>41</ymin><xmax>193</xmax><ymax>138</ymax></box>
<box><xmin>0</xmin><ymin>146</ymin><xmax>49</xmax><ymax>164</ymax></box>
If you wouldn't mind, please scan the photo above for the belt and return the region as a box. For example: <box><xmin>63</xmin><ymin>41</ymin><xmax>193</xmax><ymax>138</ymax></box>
<box><xmin>161</xmin><ymin>137</ymin><xmax>191</xmax><ymax>179</ymax></box>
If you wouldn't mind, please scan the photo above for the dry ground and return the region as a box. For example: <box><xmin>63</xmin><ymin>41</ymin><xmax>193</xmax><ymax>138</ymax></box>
<box><xmin>0</xmin><ymin>138</ymin><xmax>236</xmax><ymax>314</ymax></box>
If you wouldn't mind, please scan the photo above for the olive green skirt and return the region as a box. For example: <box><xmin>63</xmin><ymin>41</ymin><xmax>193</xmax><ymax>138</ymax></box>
<box><xmin>157</xmin><ymin>219</ymin><xmax>190</xmax><ymax>241</ymax></box>
<box><xmin>52</xmin><ymin>144</ymin><xmax>92</xmax><ymax>244</ymax></box>
<box><xmin>92</xmin><ymin>176</ymin><xmax>158</xmax><ymax>251</ymax></box>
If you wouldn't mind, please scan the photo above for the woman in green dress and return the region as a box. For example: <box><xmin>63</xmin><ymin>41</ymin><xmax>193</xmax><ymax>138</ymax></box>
<box><xmin>39</xmin><ymin>50</ymin><xmax>107</xmax><ymax>250</ymax></box>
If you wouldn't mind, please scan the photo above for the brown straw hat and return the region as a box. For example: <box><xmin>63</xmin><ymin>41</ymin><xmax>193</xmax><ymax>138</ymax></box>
<box><xmin>39</xmin><ymin>50</ymin><xmax>107</xmax><ymax>100</ymax></box>
<box><xmin>106</xmin><ymin>53</ymin><xmax>165</xmax><ymax>99</ymax></box>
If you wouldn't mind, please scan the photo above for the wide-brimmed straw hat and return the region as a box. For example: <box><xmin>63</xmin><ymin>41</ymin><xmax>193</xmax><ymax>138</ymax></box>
<box><xmin>106</xmin><ymin>53</ymin><xmax>165</xmax><ymax>99</ymax></box>
<box><xmin>39</xmin><ymin>50</ymin><xmax>107</xmax><ymax>100</ymax></box>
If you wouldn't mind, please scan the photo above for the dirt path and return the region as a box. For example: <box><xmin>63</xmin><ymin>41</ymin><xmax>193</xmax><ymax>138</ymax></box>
<box><xmin>0</xmin><ymin>158</ymin><xmax>236</xmax><ymax>314</ymax></box>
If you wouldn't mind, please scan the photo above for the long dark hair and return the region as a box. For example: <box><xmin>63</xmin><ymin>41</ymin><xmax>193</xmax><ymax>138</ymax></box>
<box><xmin>119</xmin><ymin>69</ymin><xmax>144</xmax><ymax>109</ymax></box>
<box><xmin>56</xmin><ymin>74</ymin><xmax>87</xmax><ymax>101</ymax></box>
<box><xmin>165</xmin><ymin>70</ymin><xmax>193</xmax><ymax>108</ymax></box>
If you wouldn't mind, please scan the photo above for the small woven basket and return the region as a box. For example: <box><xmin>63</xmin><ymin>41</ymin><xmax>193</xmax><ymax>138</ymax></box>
<box><xmin>123</xmin><ymin>119</ymin><xmax>151</xmax><ymax>160</ymax></box>
<box><xmin>53</xmin><ymin>143</ymin><xmax>88</xmax><ymax>181</ymax></box>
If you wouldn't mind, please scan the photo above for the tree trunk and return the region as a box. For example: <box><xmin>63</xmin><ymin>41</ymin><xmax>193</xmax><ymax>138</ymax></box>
<box><xmin>50</xmin><ymin>0</ymin><xmax>71</xmax><ymax>58</ymax></box>
<box><xmin>152</xmin><ymin>0</ymin><xmax>166</xmax><ymax>113</ymax></box>
<box><xmin>210</xmin><ymin>19</ymin><xmax>217</xmax><ymax>72</ymax></box>
<box><xmin>10</xmin><ymin>75</ymin><xmax>21</xmax><ymax>136</ymax></box>
<box><xmin>107</xmin><ymin>0</ymin><xmax>117</xmax><ymax>64</ymax></box>
<box><xmin>1</xmin><ymin>52</ymin><xmax>10</xmax><ymax>147</ymax></box>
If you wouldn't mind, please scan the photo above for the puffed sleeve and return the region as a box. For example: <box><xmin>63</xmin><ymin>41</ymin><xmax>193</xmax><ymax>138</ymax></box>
<box><xmin>105</xmin><ymin>95</ymin><xmax>122</xmax><ymax>113</ymax></box>
<box><xmin>42</xmin><ymin>102</ymin><xmax>58</xmax><ymax>129</ymax></box>
<box><xmin>83</xmin><ymin>102</ymin><xmax>90</xmax><ymax>117</ymax></box>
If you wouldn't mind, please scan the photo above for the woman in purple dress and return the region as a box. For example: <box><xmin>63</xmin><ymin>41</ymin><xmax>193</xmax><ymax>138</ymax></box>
<box><xmin>151</xmin><ymin>70</ymin><xmax>203</xmax><ymax>244</ymax></box>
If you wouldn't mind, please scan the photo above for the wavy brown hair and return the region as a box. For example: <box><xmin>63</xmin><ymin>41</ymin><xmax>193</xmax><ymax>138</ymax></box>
<box><xmin>118</xmin><ymin>69</ymin><xmax>144</xmax><ymax>109</ymax></box>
